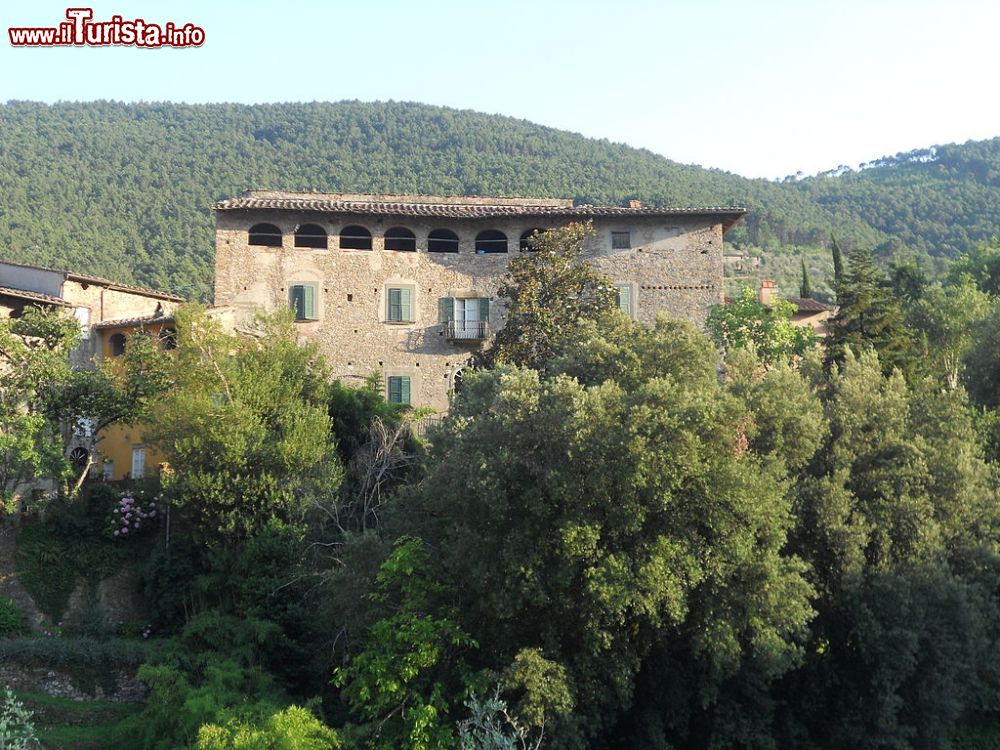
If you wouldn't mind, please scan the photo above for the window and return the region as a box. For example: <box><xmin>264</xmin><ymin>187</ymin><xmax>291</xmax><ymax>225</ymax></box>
<box><xmin>340</xmin><ymin>225</ymin><xmax>372</xmax><ymax>250</ymax></box>
<box><xmin>294</xmin><ymin>223</ymin><xmax>328</xmax><ymax>249</ymax></box>
<box><xmin>102</xmin><ymin>460</ymin><xmax>114</xmax><ymax>481</ymax></box>
<box><xmin>289</xmin><ymin>284</ymin><xmax>318</xmax><ymax>320</ymax></box>
<box><xmin>611</xmin><ymin>231</ymin><xmax>631</xmax><ymax>249</ymax></box>
<box><xmin>387</xmin><ymin>287</ymin><xmax>413</xmax><ymax>323</ymax></box>
<box><xmin>428</xmin><ymin>228</ymin><xmax>459</xmax><ymax>253</ymax></box>
<box><xmin>439</xmin><ymin>296</ymin><xmax>490</xmax><ymax>340</ymax></box>
<box><xmin>387</xmin><ymin>375</ymin><xmax>411</xmax><ymax>405</ymax></box>
<box><xmin>385</xmin><ymin>227</ymin><xmax>416</xmax><ymax>252</ymax></box>
<box><xmin>109</xmin><ymin>333</ymin><xmax>127</xmax><ymax>356</ymax></box>
<box><xmin>475</xmin><ymin>230</ymin><xmax>508</xmax><ymax>254</ymax></box>
<box><xmin>249</xmin><ymin>223</ymin><xmax>282</xmax><ymax>247</ymax></box>
<box><xmin>131</xmin><ymin>446</ymin><xmax>146</xmax><ymax>480</ymax></box>
<box><xmin>520</xmin><ymin>228</ymin><xmax>545</xmax><ymax>251</ymax></box>
<box><xmin>616</xmin><ymin>285</ymin><xmax>633</xmax><ymax>317</ymax></box>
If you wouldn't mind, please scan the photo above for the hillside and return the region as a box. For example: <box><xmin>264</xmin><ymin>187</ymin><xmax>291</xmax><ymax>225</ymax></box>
<box><xmin>0</xmin><ymin>100</ymin><xmax>996</xmax><ymax>299</ymax></box>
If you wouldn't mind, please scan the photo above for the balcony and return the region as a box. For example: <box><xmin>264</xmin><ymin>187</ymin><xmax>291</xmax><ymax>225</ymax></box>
<box><xmin>445</xmin><ymin>320</ymin><xmax>489</xmax><ymax>341</ymax></box>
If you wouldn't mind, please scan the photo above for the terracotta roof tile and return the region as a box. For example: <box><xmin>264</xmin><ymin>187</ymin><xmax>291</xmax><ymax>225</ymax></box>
<box><xmin>212</xmin><ymin>192</ymin><xmax>747</xmax><ymax>230</ymax></box>
<box><xmin>0</xmin><ymin>286</ymin><xmax>71</xmax><ymax>306</ymax></box>
<box><xmin>93</xmin><ymin>314</ymin><xmax>175</xmax><ymax>330</ymax></box>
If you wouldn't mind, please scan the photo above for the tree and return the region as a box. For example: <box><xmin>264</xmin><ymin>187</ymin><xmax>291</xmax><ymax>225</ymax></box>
<box><xmin>147</xmin><ymin>307</ymin><xmax>341</xmax><ymax>544</ymax></box>
<box><xmin>476</xmin><ymin>222</ymin><xmax>618</xmax><ymax>372</ymax></box>
<box><xmin>908</xmin><ymin>278</ymin><xmax>991</xmax><ymax>388</ymax></box>
<box><xmin>825</xmin><ymin>246</ymin><xmax>913</xmax><ymax>378</ymax></box>
<box><xmin>799</xmin><ymin>257</ymin><xmax>813</xmax><ymax>299</ymax></box>
<box><xmin>403</xmin><ymin>329</ymin><xmax>815</xmax><ymax>748</ymax></box>
<box><xmin>0</xmin><ymin>307</ymin><xmax>81</xmax><ymax>500</ymax></box>
<box><xmin>707</xmin><ymin>286</ymin><xmax>818</xmax><ymax>365</ymax></box>
<box><xmin>831</xmin><ymin>234</ymin><xmax>845</xmax><ymax>291</ymax></box>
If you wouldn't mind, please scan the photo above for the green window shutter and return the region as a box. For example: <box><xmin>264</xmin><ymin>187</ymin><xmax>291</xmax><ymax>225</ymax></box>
<box><xmin>388</xmin><ymin>376</ymin><xmax>411</xmax><ymax>405</ymax></box>
<box><xmin>617</xmin><ymin>285</ymin><xmax>632</xmax><ymax>316</ymax></box>
<box><xmin>478</xmin><ymin>297</ymin><xmax>491</xmax><ymax>321</ymax></box>
<box><xmin>388</xmin><ymin>288</ymin><xmax>402</xmax><ymax>321</ymax></box>
<box><xmin>289</xmin><ymin>285</ymin><xmax>305</xmax><ymax>320</ymax></box>
<box><xmin>303</xmin><ymin>285</ymin><xmax>316</xmax><ymax>319</ymax></box>
<box><xmin>439</xmin><ymin>297</ymin><xmax>455</xmax><ymax>322</ymax></box>
<box><xmin>400</xmin><ymin>288</ymin><xmax>412</xmax><ymax>322</ymax></box>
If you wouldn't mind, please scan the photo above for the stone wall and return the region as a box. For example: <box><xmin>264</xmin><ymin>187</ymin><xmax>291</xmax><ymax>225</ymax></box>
<box><xmin>214</xmin><ymin>210</ymin><xmax>725</xmax><ymax>411</ymax></box>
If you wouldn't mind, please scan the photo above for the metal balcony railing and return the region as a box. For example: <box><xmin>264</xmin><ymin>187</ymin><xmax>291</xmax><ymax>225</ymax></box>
<box><xmin>445</xmin><ymin>320</ymin><xmax>489</xmax><ymax>341</ymax></box>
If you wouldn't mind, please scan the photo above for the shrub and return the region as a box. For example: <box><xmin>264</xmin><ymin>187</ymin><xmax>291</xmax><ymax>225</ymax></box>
<box><xmin>0</xmin><ymin>686</ymin><xmax>38</xmax><ymax>749</ymax></box>
<box><xmin>0</xmin><ymin>596</ymin><xmax>26</xmax><ymax>637</ymax></box>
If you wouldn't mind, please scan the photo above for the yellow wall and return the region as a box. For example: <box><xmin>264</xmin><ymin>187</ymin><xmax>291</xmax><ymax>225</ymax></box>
<box><xmin>94</xmin><ymin>323</ymin><xmax>173</xmax><ymax>481</ymax></box>
<box><xmin>96</xmin><ymin>422</ymin><xmax>167</xmax><ymax>482</ymax></box>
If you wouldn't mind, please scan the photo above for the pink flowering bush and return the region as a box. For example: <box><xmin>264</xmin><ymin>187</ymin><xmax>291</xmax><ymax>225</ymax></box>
<box><xmin>106</xmin><ymin>490</ymin><xmax>161</xmax><ymax>540</ymax></box>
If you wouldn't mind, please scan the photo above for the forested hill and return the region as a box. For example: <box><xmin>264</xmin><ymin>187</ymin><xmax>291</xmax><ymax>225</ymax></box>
<box><xmin>0</xmin><ymin>100</ymin><xmax>997</xmax><ymax>298</ymax></box>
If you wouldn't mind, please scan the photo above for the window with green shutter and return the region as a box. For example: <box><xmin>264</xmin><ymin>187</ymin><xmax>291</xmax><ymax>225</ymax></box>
<box><xmin>387</xmin><ymin>375</ymin><xmax>412</xmax><ymax>405</ymax></box>
<box><xmin>387</xmin><ymin>287</ymin><xmax>413</xmax><ymax>322</ymax></box>
<box><xmin>289</xmin><ymin>284</ymin><xmax>317</xmax><ymax>320</ymax></box>
<box><xmin>439</xmin><ymin>296</ymin><xmax>455</xmax><ymax>323</ymax></box>
<box><xmin>616</xmin><ymin>285</ymin><xmax>632</xmax><ymax>317</ymax></box>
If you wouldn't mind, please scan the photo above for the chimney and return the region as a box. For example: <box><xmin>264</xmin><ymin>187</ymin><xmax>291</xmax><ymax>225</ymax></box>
<box><xmin>759</xmin><ymin>279</ymin><xmax>776</xmax><ymax>306</ymax></box>
<box><xmin>628</xmin><ymin>199</ymin><xmax>642</xmax><ymax>209</ymax></box>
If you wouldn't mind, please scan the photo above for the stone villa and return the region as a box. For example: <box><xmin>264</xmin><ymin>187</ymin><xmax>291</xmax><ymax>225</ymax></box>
<box><xmin>212</xmin><ymin>191</ymin><xmax>747</xmax><ymax>411</ymax></box>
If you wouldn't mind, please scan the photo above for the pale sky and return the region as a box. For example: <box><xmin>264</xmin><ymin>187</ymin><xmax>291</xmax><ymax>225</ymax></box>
<box><xmin>2</xmin><ymin>0</ymin><xmax>998</xmax><ymax>179</ymax></box>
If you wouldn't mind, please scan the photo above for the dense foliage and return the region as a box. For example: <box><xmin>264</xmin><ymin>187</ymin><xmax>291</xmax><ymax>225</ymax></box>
<box><xmin>3</xmin><ymin>101</ymin><xmax>1000</xmax><ymax>300</ymax></box>
<box><xmin>6</xmin><ymin>224</ymin><xmax>1000</xmax><ymax>748</ymax></box>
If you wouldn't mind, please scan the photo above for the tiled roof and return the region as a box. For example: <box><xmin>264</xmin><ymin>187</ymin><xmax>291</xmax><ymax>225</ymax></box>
<box><xmin>93</xmin><ymin>314</ymin><xmax>175</xmax><ymax>330</ymax></box>
<box><xmin>786</xmin><ymin>297</ymin><xmax>835</xmax><ymax>313</ymax></box>
<box><xmin>213</xmin><ymin>192</ymin><xmax>747</xmax><ymax>229</ymax></box>
<box><xmin>0</xmin><ymin>259</ymin><xmax>183</xmax><ymax>302</ymax></box>
<box><xmin>0</xmin><ymin>285</ymin><xmax>71</xmax><ymax>306</ymax></box>
<box><xmin>65</xmin><ymin>273</ymin><xmax>184</xmax><ymax>302</ymax></box>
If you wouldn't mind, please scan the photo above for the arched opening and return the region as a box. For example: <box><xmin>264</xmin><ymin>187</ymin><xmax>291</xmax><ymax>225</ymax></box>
<box><xmin>109</xmin><ymin>333</ymin><xmax>127</xmax><ymax>357</ymax></box>
<box><xmin>452</xmin><ymin>368</ymin><xmax>465</xmax><ymax>393</ymax></box>
<box><xmin>475</xmin><ymin>230</ymin><xmax>508</xmax><ymax>254</ymax></box>
<box><xmin>160</xmin><ymin>328</ymin><xmax>178</xmax><ymax>350</ymax></box>
<box><xmin>428</xmin><ymin>229</ymin><xmax>460</xmax><ymax>253</ymax></box>
<box><xmin>384</xmin><ymin>227</ymin><xmax>417</xmax><ymax>252</ymax></box>
<box><xmin>294</xmin><ymin>223</ymin><xmax>328</xmax><ymax>249</ymax></box>
<box><xmin>340</xmin><ymin>225</ymin><xmax>372</xmax><ymax>250</ymax></box>
<box><xmin>520</xmin><ymin>228</ymin><xmax>546</xmax><ymax>251</ymax></box>
<box><xmin>248</xmin><ymin>223</ymin><xmax>282</xmax><ymax>247</ymax></box>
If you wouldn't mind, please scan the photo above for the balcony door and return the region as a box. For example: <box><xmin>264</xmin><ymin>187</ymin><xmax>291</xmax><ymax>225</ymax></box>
<box><xmin>454</xmin><ymin>298</ymin><xmax>480</xmax><ymax>338</ymax></box>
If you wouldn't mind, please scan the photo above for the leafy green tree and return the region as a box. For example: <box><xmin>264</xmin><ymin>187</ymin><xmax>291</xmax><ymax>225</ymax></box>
<box><xmin>0</xmin><ymin>307</ymin><xmax>80</xmax><ymax>499</ymax></box>
<box><xmin>708</xmin><ymin>286</ymin><xmax>818</xmax><ymax>364</ymax></box>
<box><xmin>0</xmin><ymin>687</ymin><xmax>38</xmax><ymax>750</ymax></box>
<box><xmin>403</xmin><ymin>329</ymin><xmax>815</xmax><ymax>747</ymax></box>
<box><xmin>477</xmin><ymin>222</ymin><xmax>618</xmax><ymax>372</ymax></box>
<box><xmin>334</xmin><ymin>537</ymin><xmax>478</xmax><ymax>750</ymax></box>
<box><xmin>949</xmin><ymin>237</ymin><xmax>1000</xmax><ymax>296</ymax></box>
<box><xmin>197</xmin><ymin>705</ymin><xmax>341</xmax><ymax>750</ymax></box>
<box><xmin>147</xmin><ymin>306</ymin><xmax>341</xmax><ymax>544</ymax></box>
<box><xmin>964</xmin><ymin>301</ymin><xmax>1000</xmax><ymax>410</ymax></box>
<box><xmin>799</xmin><ymin>257</ymin><xmax>812</xmax><ymax>298</ymax></box>
<box><xmin>908</xmin><ymin>278</ymin><xmax>991</xmax><ymax>388</ymax></box>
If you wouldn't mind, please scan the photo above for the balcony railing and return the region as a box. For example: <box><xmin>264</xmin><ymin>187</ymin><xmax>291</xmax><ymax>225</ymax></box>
<box><xmin>445</xmin><ymin>320</ymin><xmax>489</xmax><ymax>341</ymax></box>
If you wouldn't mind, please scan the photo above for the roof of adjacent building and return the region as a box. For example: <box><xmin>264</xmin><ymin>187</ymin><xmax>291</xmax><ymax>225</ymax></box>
<box><xmin>0</xmin><ymin>285</ymin><xmax>72</xmax><ymax>306</ymax></box>
<box><xmin>0</xmin><ymin>260</ymin><xmax>183</xmax><ymax>302</ymax></box>
<box><xmin>93</xmin><ymin>314</ymin><xmax>176</xmax><ymax>330</ymax></box>
<box><xmin>786</xmin><ymin>297</ymin><xmax>835</xmax><ymax>313</ymax></box>
<box><xmin>213</xmin><ymin>191</ymin><xmax>748</xmax><ymax>231</ymax></box>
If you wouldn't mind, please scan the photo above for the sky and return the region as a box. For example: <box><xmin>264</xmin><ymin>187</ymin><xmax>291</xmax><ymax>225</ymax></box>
<box><xmin>2</xmin><ymin>0</ymin><xmax>999</xmax><ymax>180</ymax></box>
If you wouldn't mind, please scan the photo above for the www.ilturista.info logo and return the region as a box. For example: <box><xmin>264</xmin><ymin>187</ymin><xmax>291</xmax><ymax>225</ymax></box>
<box><xmin>8</xmin><ymin>8</ymin><xmax>205</xmax><ymax>48</ymax></box>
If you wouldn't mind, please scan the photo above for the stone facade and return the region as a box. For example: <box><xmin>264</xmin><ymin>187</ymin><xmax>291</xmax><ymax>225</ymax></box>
<box><xmin>213</xmin><ymin>192</ymin><xmax>745</xmax><ymax>411</ymax></box>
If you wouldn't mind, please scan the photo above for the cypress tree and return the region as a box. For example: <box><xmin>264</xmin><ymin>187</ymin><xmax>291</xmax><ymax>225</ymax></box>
<box><xmin>831</xmin><ymin>234</ymin><xmax>845</xmax><ymax>291</ymax></box>
<box><xmin>800</xmin><ymin>257</ymin><xmax>813</xmax><ymax>299</ymax></box>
